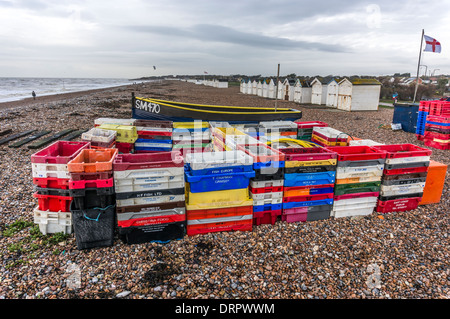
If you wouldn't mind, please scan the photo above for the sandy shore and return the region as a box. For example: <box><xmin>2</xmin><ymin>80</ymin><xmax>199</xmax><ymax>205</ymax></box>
<box><xmin>0</xmin><ymin>80</ymin><xmax>448</xmax><ymax>301</ymax></box>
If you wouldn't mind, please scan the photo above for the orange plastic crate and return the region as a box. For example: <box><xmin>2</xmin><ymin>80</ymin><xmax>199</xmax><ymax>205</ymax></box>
<box><xmin>419</xmin><ymin>160</ymin><xmax>447</xmax><ymax>205</ymax></box>
<box><xmin>67</xmin><ymin>148</ymin><xmax>118</xmax><ymax>173</ymax></box>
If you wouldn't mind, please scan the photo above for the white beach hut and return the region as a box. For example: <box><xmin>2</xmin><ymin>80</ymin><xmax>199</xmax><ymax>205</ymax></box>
<box><xmin>257</xmin><ymin>80</ymin><xmax>263</xmax><ymax>97</ymax></box>
<box><xmin>246</xmin><ymin>79</ymin><xmax>253</xmax><ymax>94</ymax></box>
<box><xmin>293</xmin><ymin>79</ymin><xmax>312</xmax><ymax>104</ymax></box>
<box><xmin>326</xmin><ymin>79</ymin><xmax>339</xmax><ymax>108</ymax></box>
<box><xmin>277</xmin><ymin>79</ymin><xmax>284</xmax><ymax>99</ymax></box>
<box><xmin>310</xmin><ymin>77</ymin><xmax>331</xmax><ymax>105</ymax></box>
<box><xmin>337</xmin><ymin>78</ymin><xmax>381</xmax><ymax>111</ymax></box>
<box><xmin>282</xmin><ymin>78</ymin><xmax>296</xmax><ymax>101</ymax></box>
<box><xmin>240</xmin><ymin>79</ymin><xmax>246</xmax><ymax>93</ymax></box>
<box><xmin>217</xmin><ymin>79</ymin><xmax>228</xmax><ymax>88</ymax></box>
<box><xmin>262</xmin><ymin>78</ymin><xmax>269</xmax><ymax>98</ymax></box>
<box><xmin>267</xmin><ymin>78</ymin><xmax>276</xmax><ymax>99</ymax></box>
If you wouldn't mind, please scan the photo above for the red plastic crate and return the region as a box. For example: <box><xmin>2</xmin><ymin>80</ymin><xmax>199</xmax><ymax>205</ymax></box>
<box><xmin>283</xmin><ymin>184</ymin><xmax>334</xmax><ymax>197</ymax></box>
<box><xmin>33</xmin><ymin>177</ymin><xmax>69</xmax><ymax>189</ymax></box>
<box><xmin>186</xmin><ymin>219</ymin><xmax>252</xmax><ymax>236</ymax></box>
<box><xmin>282</xmin><ymin>193</ymin><xmax>333</xmax><ymax>203</ymax></box>
<box><xmin>116</xmin><ymin>142</ymin><xmax>134</xmax><ymax>154</ymax></box>
<box><xmin>371</xmin><ymin>144</ymin><xmax>432</xmax><ymax>159</ymax></box>
<box><xmin>425</xmin><ymin>123</ymin><xmax>450</xmax><ymax>132</ymax></box>
<box><xmin>424</xmin><ymin>138</ymin><xmax>450</xmax><ymax>150</ymax></box>
<box><xmin>416</xmin><ymin>134</ymin><xmax>424</xmax><ymax>141</ymax></box>
<box><xmin>419</xmin><ymin>100</ymin><xmax>432</xmax><ymax>112</ymax></box>
<box><xmin>279</xmin><ymin>147</ymin><xmax>337</xmax><ymax>162</ymax></box>
<box><xmin>294</xmin><ymin>120</ymin><xmax>328</xmax><ymax>129</ymax></box>
<box><xmin>69</xmin><ymin>177</ymin><xmax>114</xmax><ymax>189</ymax></box>
<box><xmin>113</xmin><ymin>151</ymin><xmax>184</xmax><ymax>171</ymax></box>
<box><xmin>33</xmin><ymin>192</ymin><xmax>73</xmax><ymax>212</ymax></box>
<box><xmin>426</xmin><ymin>115</ymin><xmax>450</xmax><ymax>124</ymax></box>
<box><xmin>383</xmin><ymin>166</ymin><xmax>429</xmax><ymax>176</ymax></box>
<box><xmin>334</xmin><ymin>192</ymin><xmax>380</xmax><ymax>201</ymax></box>
<box><xmin>117</xmin><ymin>212</ymin><xmax>186</xmax><ymax>228</ymax></box>
<box><xmin>31</xmin><ymin>141</ymin><xmax>90</xmax><ymax>164</ymax></box>
<box><xmin>249</xmin><ymin>185</ymin><xmax>283</xmax><ymax>194</ymax></box>
<box><xmin>281</xmin><ymin>207</ymin><xmax>307</xmax><ymax>223</ymax></box>
<box><xmin>237</xmin><ymin>143</ymin><xmax>285</xmax><ymax>163</ymax></box>
<box><xmin>186</xmin><ymin>205</ymin><xmax>253</xmax><ymax>220</ymax></box>
<box><xmin>69</xmin><ymin>171</ymin><xmax>113</xmax><ymax>181</ymax></box>
<box><xmin>253</xmin><ymin>209</ymin><xmax>281</xmax><ymax>226</ymax></box>
<box><xmin>326</xmin><ymin>146</ymin><xmax>386</xmax><ymax>162</ymax></box>
<box><xmin>429</xmin><ymin>101</ymin><xmax>450</xmax><ymax>116</ymax></box>
<box><xmin>424</xmin><ymin>131</ymin><xmax>450</xmax><ymax>141</ymax></box>
<box><xmin>90</xmin><ymin>140</ymin><xmax>116</xmax><ymax>150</ymax></box>
<box><xmin>312</xmin><ymin>130</ymin><xmax>348</xmax><ymax>142</ymax></box>
<box><xmin>376</xmin><ymin>197</ymin><xmax>421</xmax><ymax>213</ymax></box>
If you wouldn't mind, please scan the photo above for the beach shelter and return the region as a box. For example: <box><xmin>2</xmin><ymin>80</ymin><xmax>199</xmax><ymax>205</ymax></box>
<box><xmin>310</xmin><ymin>77</ymin><xmax>331</xmax><ymax>105</ymax></box>
<box><xmin>293</xmin><ymin>79</ymin><xmax>312</xmax><ymax>104</ymax></box>
<box><xmin>262</xmin><ymin>78</ymin><xmax>269</xmax><ymax>98</ymax></box>
<box><xmin>282</xmin><ymin>78</ymin><xmax>296</xmax><ymax>101</ymax></box>
<box><xmin>240</xmin><ymin>79</ymin><xmax>246</xmax><ymax>93</ymax></box>
<box><xmin>257</xmin><ymin>80</ymin><xmax>263</xmax><ymax>97</ymax></box>
<box><xmin>267</xmin><ymin>78</ymin><xmax>276</xmax><ymax>99</ymax></box>
<box><xmin>277</xmin><ymin>78</ymin><xmax>284</xmax><ymax>99</ymax></box>
<box><xmin>252</xmin><ymin>79</ymin><xmax>258</xmax><ymax>95</ymax></box>
<box><xmin>325</xmin><ymin>79</ymin><xmax>339</xmax><ymax>108</ymax></box>
<box><xmin>337</xmin><ymin>78</ymin><xmax>381</xmax><ymax>111</ymax></box>
<box><xmin>246</xmin><ymin>78</ymin><xmax>253</xmax><ymax>94</ymax></box>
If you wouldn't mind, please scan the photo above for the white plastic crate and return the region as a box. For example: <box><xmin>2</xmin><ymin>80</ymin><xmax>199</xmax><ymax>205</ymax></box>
<box><xmin>331</xmin><ymin>206</ymin><xmax>374</xmax><ymax>218</ymax></box>
<box><xmin>134</xmin><ymin>141</ymin><xmax>173</xmax><ymax>148</ymax></box>
<box><xmin>259</xmin><ymin>121</ymin><xmax>298</xmax><ymax>130</ymax></box>
<box><xmin>117</xmin><ymin>207</ymin><xmax>186</xmax><ymax>222</ymax></box>
<box><xmin>33</xmin><ymin>207</ymin><xmax>72</xmax><ymax>235</ymax></box>
<box><xmin>114</xmin><ymin>174</ymin><xmax>184</xmax><ymax>186</ymax></box>
<box><xmin>336</xmin><ymin>169</ymin><xmax>383</xmax><ymax>180</ymax></box>
<box><xmin>313</xmin><ymin>126</ymin><xmax>349</xmax><ymax>139</ymax></box>
<box><xmin>94</xmin><ymin>118</ymin><xmax>136</xmax><ymax>126</ymax></box>
<box><xmin>333</xmin><ymin>196</ymin><xmax>378</xmax><ymax>208</ymax></box>
<box><xmin>349</xmin><ymin>139</ymin><xmax>384</xmax><ymax>146</ymax></box>
<box><xmin>32</xmin><ymin>168</ymin><xmax>70</xmax><ymax>179</ymax></box>
<box><xmin>380</xmin><ymin>182</ymin><xmax>425</xmax><ymax>197</ymax></box>
<box><xmin>172</xmin><ymin>131</ymin><xmax>211</xmax><ymax>141</ymax></box>
<box><xmin>185</xmin><ymin>150</ymin><xmax>253</xmax><ymax>170</ymax></box>
<box><xmin>336</xmin><ymin>175</ymin><xmax>383</xmax><ymax>184</ymax></box>
<box><xmin>116</xmin><ymin>194</ymin><xmax>185</xmax><ymax>207</ymax></box>
<box><xmin>115</xmin><ymin>180</ymin><xmax>185</xmax><ymax>193</ymax></box>
<box><xmin>113</xmin><ymin>166</ymin><xmax>184</xmax><ymax>180</ymax></box>
<box><xmin>250</xmin><ymin>179</ymin><xmax>284</xmax><ymax>188</ymax></box>
<box><xmin>81</xmin><ymin>128</ymin><xmax>116</xmax><ymax>143</ymax></box>
<box><xmin>253</xmin><ymin>197</ymin><xmax>283</xmax><ymax>206</ymax></box>
<box><xmin>250</xmin><ymin>191</ymin><xmax>283</xmax><ymax>201</ymax></box>
<box><xmin>384</xmin><ymin>156</ymin><xmax>430</xmax><ymax>165</ymax></box>
<box><xmin>336</xmin><ymin>164</ymin><xmax>384</xmax><ymax>175</ymax></box>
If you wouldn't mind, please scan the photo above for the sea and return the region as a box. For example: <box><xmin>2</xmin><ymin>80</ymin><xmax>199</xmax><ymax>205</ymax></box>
<box><xmin>0</xmin><ymin>77</ymin><xmax>141</xmax><ymax>103</ymax></box>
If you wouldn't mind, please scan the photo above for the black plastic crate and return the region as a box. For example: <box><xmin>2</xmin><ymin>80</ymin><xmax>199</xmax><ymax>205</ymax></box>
<box><xmin>378</xmin><ymin>192</ymin><xmax>423</xmax><ymax>202</ymax></box>
<box><xmin>118</xmin><ymin>221</ymin><xmax>186</xmax><ymax>244</ymax></box>
<box><xmin>70</xmin><ymin>202</ymin><xmax>115</xmax><ymax>250</ymax></box>
<box><xmin>284</xmin><ymin>165</ymin><xmax>336</xmax><ymax>174</ymax></box>
<box><xmin>337</xmin><ymin>158</ymin><xmax>385</xmax><ymax>168</ymax></box>
<box><xmin>306</xmin><ymin>205</ymin><xmax>332</xmax><ymax>221</ymax></box>
<box><xmin>384</xmin><ymin>161</ymin><xmax>430</xmax><ymax>170</ymax></box>
<box><xmin>69</xmin><ymin>187</ymin><xmax>115</xmax><ymax>210</ymax></box>
<box><xmin>35</xmin><ymin>186</ymin><xmax>71</xmax><ymax>196</ymax></box>
<box><xmin>115</xmin><ymin>187</ymin><xmax>185</xmax><ymax>200</ymax></box>
<box><xmin>252</xmin><ymin>166</ymin><xmax>285</xmax><ymax>181</ymax></box>
<box><xmin>381</xmin><ymin>177</ymin><xmax>427</xmax><ymax>186</ymax></box>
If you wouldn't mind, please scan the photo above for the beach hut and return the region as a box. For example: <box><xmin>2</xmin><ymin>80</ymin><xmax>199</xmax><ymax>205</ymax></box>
<box><xmin>293</xmin><ymin>79</ymin><xmax>312</xmax><ymax>104</ymax></box>
<box><xmin>245</xmin><ymin>79</ymin><xmax>253</xmax><ymax>94</ymax></box>
<box><xmin>262</xmin><ymin>78</ymin><xmax>269</xmax><ymax>98</ymax></box>
<box><xmin>251</xmin><ymin>79</ymin><xmax>258</xmax><ymax>95</ymax></box>
<box><xmin>217</xmin><ymin>79</ymin><xmax>228</xmax><ymax>88</ymax></box>
<box><xmin>277</xmin><ymin>79</ymin><xmax>284</xmax><ymax>99</ymax></box>
<box><xmin>240</xmin><ymin>79</ymin><xmax>246</xmax><ymax>93</ymax></box>
<box><xmin>282</xmin><ymin>78</ymin><xmax>296</xmax><ymax>101</ymax></box>
<box><xmin>310</xmin><ymin>77</ymin><xmax>330</xmax><ymax>105</ymax></box>
<box><xmin>337</xmin><ymin>78</ymin><xmax>381</xmax><ymax>111</ymax></box>
<box><xmin>325</xmin><ymin>79</ymin><xmax>339</xmax><ymax>108</ymax></box>
<box><xmin>267</xmin><ymin>78</ymin><xmax>276</xmax><ymax>99</ymax></box>
<box><xmin>257</xmin><ymin>80</ymin><xmax>263</xmax><ymax>97</ymax></box>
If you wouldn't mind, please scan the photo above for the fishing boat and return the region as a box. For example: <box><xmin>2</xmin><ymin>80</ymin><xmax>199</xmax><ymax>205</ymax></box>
<box><xmin>131</xmin><ymin>94</ymin><xmax>302</xmax><ymax>123</ymax></box>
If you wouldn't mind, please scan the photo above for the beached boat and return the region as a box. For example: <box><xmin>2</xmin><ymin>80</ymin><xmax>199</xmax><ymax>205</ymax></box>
<box><xmin>131</xmin><ymin>94</ymin><xmax>302</xmax><ymax>123</ymax></box>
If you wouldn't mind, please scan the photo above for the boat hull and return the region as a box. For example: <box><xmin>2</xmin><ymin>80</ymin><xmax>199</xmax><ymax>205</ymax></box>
<box><xmin>131</xmin><ymin>96</ymin><xmax>302</xmax><ymax>123</ymax></box>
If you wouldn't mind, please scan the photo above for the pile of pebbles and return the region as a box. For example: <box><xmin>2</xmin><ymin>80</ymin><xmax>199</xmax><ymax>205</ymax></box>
<box><xmin>0</xmin><ymin>80</ymin><xmax>448</xmax><ymax>299</ymax></box>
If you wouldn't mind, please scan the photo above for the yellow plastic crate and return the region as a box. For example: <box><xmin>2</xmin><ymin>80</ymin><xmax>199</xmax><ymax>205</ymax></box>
<box><xmin>173</xmin><ymin>121</ymin><xmax>209</xmax><ymax>129</ymax></box>
<box><xmin>185</xmin><ymin>186</ymin><xmax>253</xmax><ymax>210</ymax></box>
<box><xmin>285</xmin><ymin>158</ymin><xmax>337</xmax><ymax>168</ymax></box>
<box><xmin>98</xmin><ymin>124</ymin><xmax>138</xmax><ymax>143</ymax></box>
<box><xmin>311</xmin><ymin>134</ymin><xmax>348</xmax><ymax>146</ymax></box>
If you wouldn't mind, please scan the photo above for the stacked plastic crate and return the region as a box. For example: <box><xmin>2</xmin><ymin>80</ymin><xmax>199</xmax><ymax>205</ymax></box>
<box><xmin>371</xmin><ymin>144</ymin><xmax>432</xmax><ymax>214</ymax></box>
<box><xmin>97</xmin><ymin>123</ymin><xmax>138</xmax><ymax>154</ymax></box>
<box><xmin>237</xmin><ymin>143</ymin><xmax>285</xmax><ymax>225</ymax></box>
<box><xmin>424</xmin><ymin>108</ymin><xmax>450</xmax><ymax>150</ymax></box>
<box><xmin>311</xmin><ymin>127</ymin><xmax>349</xmax><ymax>147</ymax></box>
<box><xmin>327</xmin><ymin>146</ymin><xmax>386</xmax><ymax>218</ymax></box>
<box><xmin>31</xmin><ymin>141</ymin><xmax>90</xmax><ymax>235</ymax></box>
<box><xmin>172</xmin><ymin>121</ymin><xmax>212</xmax><ymax>157</ymax></box>
<box><xmin>112</xmin><ymin>151</ymin><xmax>186</xmax><ymax>244</ymax></box>
<box><xmin>294</xmin><ymin>121</ymin><xmax>328</xmax><ymax>141</ymax></box>
<box><xmin>415</xmin><ymin>100</ymin><xmax>432</xmax><ymax>140</ymax></box>
<box><xmin>211</xmin><ymin>124</ymin><xmax>260</xmax><ymax>152</ymax></box>
<box><xmin>81</xmin><ymin>128</ymin><xmax>116</xmax><ymax>149</ymax></box>
<box><xmin>258</xmin><ymin>121</ymin><xmax>298</xmax><ymax>144</ymax></box>
<box><xmin>184</xmin><ymin>150</ymin><xmax>255</xmax><ymax>235</ymax></box>
<box><xmin>67</xmin><ymin>148</ymin><xmax>118</xmax><ymax>249</ymax></box>
<box><xmin>279</xmin><ymin>147</ymin><xmax>337</xmax><ymax>222</ymax></box>
<box><xmin>133</xmin><ymin>119</ymin><xmax>173</xmax><ymax>153</ymax></box>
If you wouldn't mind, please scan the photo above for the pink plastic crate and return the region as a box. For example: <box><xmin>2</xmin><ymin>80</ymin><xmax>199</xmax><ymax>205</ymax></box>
<box><xmin>31</xmin><ymin>141</ymin><xmax>90</xmax><ymax>164</ymax></box>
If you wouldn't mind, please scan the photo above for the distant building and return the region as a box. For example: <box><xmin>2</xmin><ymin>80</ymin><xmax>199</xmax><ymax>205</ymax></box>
<box><xmin>337</xmin><ymin>78</ymin><xmax>381</xmax><ymax>111</ymax></box>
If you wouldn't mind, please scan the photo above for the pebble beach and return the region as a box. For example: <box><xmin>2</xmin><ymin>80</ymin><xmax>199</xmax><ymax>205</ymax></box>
<box><xmin>0</xmin><ymin>80</ymin><xmax>449</xmax><ymax>301</ymax></box>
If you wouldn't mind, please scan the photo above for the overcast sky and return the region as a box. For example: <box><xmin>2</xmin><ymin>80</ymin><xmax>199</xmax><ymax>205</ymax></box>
<box><xmin>1</xmin><ymin>0</ymin><xmax>449</xmax><ymax>79</ymax></box>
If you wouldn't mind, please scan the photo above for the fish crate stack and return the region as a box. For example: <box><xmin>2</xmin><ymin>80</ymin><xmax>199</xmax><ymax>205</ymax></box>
<box><xmin>133</xmin><ymin>119</ymin><xmax>173</xmax><ymax>153</ymax></box>
<box><xmin>349</xmin><ymin>139</ymin><xmax>384</xmax><ymax>146</ymax></box>
<box><xmin>211</xmin><ymin>124</ymin><xmax>260</xmax><ymax>151</ymax></box>
<box><xmin>424</xmin><ymin>115</ymin><xmax>450</xmax><ymax>150</ymax></box>
<box><xmin>312</xmin><ymin>127</ymin><xmax>349</xmax><ymax>147</ymax></box>
<box><xmin>257</xmin><ymin>121</ymin><xmax>298</xmax><ymax>144</ymax></box>
<box><xmin>112</xmin><ymin>151</ymin><xmax>186</xmax><ymax>244</ymax></box>
<box><xmin>66</xmin><ymin>148</ymin><xmax>118</xmax><ymax>249</ymax></box>
<box><xmin>172</xmin><ymin>121</ymin><xmax>212</xmax><ymax>157</ymax></box>
<box><xmin>371</xmin><ymin>144</ymin><xmax>432</xmax><ymax>214</ymax></box>
<box><xmin>294</xmin><ymin>121</ymin><xmax>328</xmax><ymax>141</ymax></box>
<box><xmin>184</xmin><ymin>150</ymin><xmax>255</xmax><ymax>235</ymax></box>
<box><xmin>237</xmin><ymin>143</ymin><xmax>286</xmax><ymax>225</ymax></box>
<box><xmin>279</xmin><ymin>147</ymin><xmax>337</xmax><ymax>223</ymax></box>
<box><xmin>97</xmin><ymin>123</ymin><xmax>138</xmax><ymax>154</ymax></box>
<box><xmin>415</xmin><ymin>100</ymin><xmax>432</xmax><ymax>140</ymax></box>
<box><xmin>81</xmin><ymin>128</ymin><xmax>117</xmax><ymax>149</ymax></box>
<box><xmin>31</xmin><ymin>141</ymin><xmax>90</xmax><ymax>235</ymax></box>
<box><xmin>326</xmin><ymin>146</ymin><xmax>386</xmax><ymax>218</ymax></box>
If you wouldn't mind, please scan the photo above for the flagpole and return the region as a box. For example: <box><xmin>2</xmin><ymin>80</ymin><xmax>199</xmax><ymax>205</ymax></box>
<box><xmin>413</xmin><ymin>29</ymin><xmax>424</xmax><ymax>104</ymax></box>
<box><xmin>275</xmin><ymin>63</ymin><xmax>280</xmax><ymax>111</ymax></box>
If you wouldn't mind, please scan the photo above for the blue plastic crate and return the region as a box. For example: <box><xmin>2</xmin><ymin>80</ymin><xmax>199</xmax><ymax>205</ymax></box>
<box><xmin>253</xmin><ymin>203</ymin><xmax>283</xmax><ymax>212</ymax></box>
<box><xmin>135</xmin><ymin>138</ymin><xmax>173</xmax><ymax>144</ymax></box>
<box><xmin>134</xmin><ymin>146</ymin><xmax>173</xmax><ymax>152</ymax></box>
<box><xmin>253</xmin><ymin>160</ymin><xmax>285</xmax><ymax>170</ymax></box>
<box><xmin>185</xmin><ymin>163</ymin><xmax>254</xmax><ymax>176</ymax></box>
<box><xmin>185</xmin><ymin>170</ymin><xmax>255</xmax><ymax>193</ymax></box>
<box><xmin>284</xmin><ymin>171</ymin><xmax>336</xmax><ymax>187</ymax></box>
<box><xmin>282</xmin><ymin>198</ymin><xmax>334</xmax><ymax>210</ymax></box>
<box><xmin>426</xmin><ymin>120</ymin><xmax>450</xmax><ymax>127</ymax></box>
